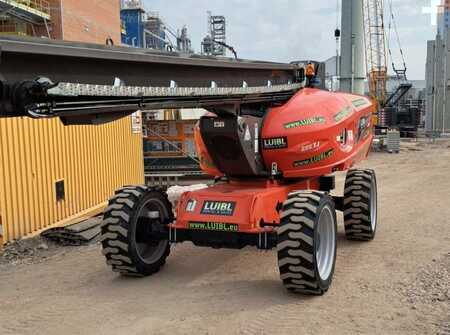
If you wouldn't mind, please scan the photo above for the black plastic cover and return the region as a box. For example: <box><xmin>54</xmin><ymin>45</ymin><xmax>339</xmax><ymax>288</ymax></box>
<box><xmin>200</xmin><ymin>115</ymin><xmax>267</xmax><ymax>177</ymax></box>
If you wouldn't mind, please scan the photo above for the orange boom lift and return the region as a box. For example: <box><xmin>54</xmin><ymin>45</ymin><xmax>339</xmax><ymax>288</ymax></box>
<box><xmin>0</xmin><ymin>39</ymin><xmax>378</xmax><ymax>295</ymax></box>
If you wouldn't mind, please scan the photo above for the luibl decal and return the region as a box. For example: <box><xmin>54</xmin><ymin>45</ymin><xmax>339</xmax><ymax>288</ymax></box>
<box><xmin>300</xmin><ymin>141</ymin><xmax>321</xmax><ymax>153</ymax></box>
<box><xmin>189</xmin><ymin>222</ymin><xmax>239</xmax><ymax>232</ymax></box>
<box><xmin>262</xmin><ymin>137</ymin><xmax>288</xmax><ymax>150</ymax></box>
<box><xmin>334</xmin><ymin>106</ymin><xmax>352</xmax><ymax>122</ymax></box>
<box><xmin>201</xmin><ymin>201</ymin><xmax>236</xmax><ymax>216</ymax></box>
<box><xmin>352</xmin><ymin>98</ymin><xmax>370</xmax><ymax>108</ymax></box>
<box><xmin>293</xmin><ymin>149</ymin><xmax>334</xmax><ymax>167</ymax></box>
<box><xmin>185</xmin><ymin>199</ymin><xmax>197</xmax><ymax>212</ymax></box>
<box><xmin>284</xmin><ymin>116</ymin><xmax>325</xmax><ymax>129</ymax></box>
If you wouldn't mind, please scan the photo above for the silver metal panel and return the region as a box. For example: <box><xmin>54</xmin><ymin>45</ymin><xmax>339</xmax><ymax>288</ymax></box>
<box><xmin>48</xmin><ymin>82</ymin><xmax>303</xmax><ymax>98</ymax></box>
<box><xmin>386</xmin><ymin>130</ymin><xmax>400</xmax><ymax>153</ymax></box>
<box><xmin>0</xmin><ymin>36</ymin><xmax>294</xmax><ymax>70</ymax></box>
<box><xmin>340</xmin><ymin>0</ymin><xmax>365</xmax><ymax>95</ymax></box>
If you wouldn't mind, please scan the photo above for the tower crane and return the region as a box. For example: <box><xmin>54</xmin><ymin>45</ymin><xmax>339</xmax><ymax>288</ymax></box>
<box><xmin>363</xmin><ymin>0</ymin><xmax>388</xmax><ymax>119</ymax></box>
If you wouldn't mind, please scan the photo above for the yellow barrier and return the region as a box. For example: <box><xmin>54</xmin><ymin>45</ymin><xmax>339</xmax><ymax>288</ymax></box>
<box><xmin>0</xmin><ymin>116</ymin><xmax>144</xmax><ymax>244</ymax></box>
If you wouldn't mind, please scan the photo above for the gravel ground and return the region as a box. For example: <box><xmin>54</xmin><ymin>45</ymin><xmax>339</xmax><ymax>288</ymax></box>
<box><xmin>0</xmin><ymin>139</ymin><xmax>449</xmax><ymax>335</ymax></box>
<box><xmin>398</xmin><ymin>252</ymin><xmax>450</xmax><ymax>335</ymax></box>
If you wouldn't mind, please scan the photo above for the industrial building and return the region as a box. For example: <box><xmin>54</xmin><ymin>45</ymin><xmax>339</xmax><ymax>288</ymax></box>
<box><xmin>120</xmin><ymin>0</ymin><xmax>147</xmax><ymax>48</ymax></box>
<box><xmin>426</xmin><ymin>1</ymin><xmax>450</xmax><ymax>133</ymax></box>
<box><xmin>0</xmin><ymin>0</ymin><xmax>143</xmax><ymax>245</ymax></box>
<box><xmin>202</xmin><ymin>12</ymin><xmax>227</xmax><ymax>56</ymax></box>
<box><xmin>120</xmin><ymin>0</ymin><xmax>192</xmax><ymax>52</ymax></box>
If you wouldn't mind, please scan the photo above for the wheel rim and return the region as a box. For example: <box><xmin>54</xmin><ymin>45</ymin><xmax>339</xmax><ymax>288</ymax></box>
<box><xmin>135</xmin><ymin>198</ymin><xmax>169</xmax><ymax>264</ymax></box>
<box><xmin>315</xmin><ymin>206</ymin><xmax>336</xmax><ymax>280</ymax></box>
<box><xmin>370</xmin><ymin>178</ymin><xmax>377</xmax><ymax>231</ymax></box>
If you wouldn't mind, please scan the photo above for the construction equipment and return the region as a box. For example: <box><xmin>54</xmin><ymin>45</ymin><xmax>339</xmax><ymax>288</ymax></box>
<box><xmin>100</xmin><ymin>86</ymin><xmax>377</xmax><ymax>295</ymax></box>
<box><xmin>363</xmin><ymin>0</ymin><xmax>388</xmax><ymax>120</ymax></box>
<box><xmin>0</xmin><ymin>36</ymin><xmax>378</xmax><ymax>295</ymax></box>
<box><xmin>363</xmin><ymin>0</ymin><xmax>414</xmax><ymax>134</ymax></box>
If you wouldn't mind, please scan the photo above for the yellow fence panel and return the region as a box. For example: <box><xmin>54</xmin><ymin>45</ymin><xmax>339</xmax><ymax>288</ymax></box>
<box><xmin>0</xmin><ymin>116</ymin><xmax>144</xmax><ymax>243</ymax></box>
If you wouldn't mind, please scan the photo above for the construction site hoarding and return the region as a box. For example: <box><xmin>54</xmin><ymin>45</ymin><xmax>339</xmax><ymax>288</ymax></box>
<box><xmin>0</xmin><ymin>116</ymin><xmax>144</xmax><ymax>244</ymax></box>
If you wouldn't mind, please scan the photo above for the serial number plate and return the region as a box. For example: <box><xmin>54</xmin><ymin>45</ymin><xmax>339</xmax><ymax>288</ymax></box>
<box><xmin>188</xmin><ymin>222</ymin><xmax>239</xmax><ymax>232</ymax></box>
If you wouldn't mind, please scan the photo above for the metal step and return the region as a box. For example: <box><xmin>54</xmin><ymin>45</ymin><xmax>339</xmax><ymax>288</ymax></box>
<box><xmin>41</xmin><ymin>217</ymin><xmax>102</xmax><ymax>245</ymax></box>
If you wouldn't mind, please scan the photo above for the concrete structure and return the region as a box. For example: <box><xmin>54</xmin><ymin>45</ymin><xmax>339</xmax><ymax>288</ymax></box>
<box><xmin>426</xmin><ymin>40</ymin><xmax>436</xmax><ymax>131</ymax></box>
<box><xmin>426</xmin><ymin>2</ymin><xmax>450</xmax><ymax>133</ymax></box>
<box><xmin>437</xmin><ymin>1</ymin><xmax>450</xmax><ymax>39</ymax></box>
<box><xmin>340</xmin><ymin>0</ymin><xmax>365</xmax><ymax>95</ymax></box>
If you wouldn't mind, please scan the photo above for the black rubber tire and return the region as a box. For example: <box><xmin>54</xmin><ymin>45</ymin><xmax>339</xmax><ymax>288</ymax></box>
<box><xmin>344</xmin><ymin>169</ymin><xmax>378</xmax><ymax>241</ymax></box>
<box><xmin>101</xmin><ymin>185</ymin><xmax>173</xmax><ymax>277</ymax></box>
<box><xmin>277</xmin><ymin>191</ymin><xmax>337</xmax><ymax>295</ymax></box>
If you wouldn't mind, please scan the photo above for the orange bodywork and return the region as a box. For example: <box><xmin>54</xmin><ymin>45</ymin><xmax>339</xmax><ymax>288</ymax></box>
<box><xmin>194</xmin><ymin>122</ymin><xmax>222</xmax><ymax>176</ymax></box>
<box><xmin>174</xmin><ymin>178</ymin><xmax>320</xmax><ymax>234</ymax></box>
<box><xmin>261</xmin><ymin>88</ymin><xmax>374</xmax><ymax>178</ymax></box>
<box><xmin>174</xmin><ymin>88</ymin><xmax>374</xmax><ymax>235</ymax></box>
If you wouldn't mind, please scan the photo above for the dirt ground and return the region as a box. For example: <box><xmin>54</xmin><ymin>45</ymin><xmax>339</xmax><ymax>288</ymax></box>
<box><xmin>1</xmin><ymin>139</ymin><xmax>449</xmax><ymax>335</ymax></box>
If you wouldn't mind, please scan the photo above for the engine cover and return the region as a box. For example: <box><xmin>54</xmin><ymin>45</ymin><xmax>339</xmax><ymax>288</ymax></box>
<box><xmin>195</xmin><ymin>88</ymin><xmax>374</xmax><ymax>179</ymax></box>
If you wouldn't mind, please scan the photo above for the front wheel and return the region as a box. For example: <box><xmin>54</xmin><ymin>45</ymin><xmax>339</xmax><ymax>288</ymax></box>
<box><xmin>343</xmin><ymin>169</ymin><xmax>378</xmax><ymax>241</ymax></box>
<box><xmin>101</xmin><ymin>186</ymin><xmax>173</xmax><ymax>277</ymax></box>
<box><xmin>277</xmin><ymin>191</ymin><xmax>337</xmax><ymax>295</ymax></box>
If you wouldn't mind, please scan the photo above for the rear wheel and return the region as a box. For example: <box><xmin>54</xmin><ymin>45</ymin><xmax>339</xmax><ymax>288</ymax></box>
<box><xmin>101</xmin><ymin>186</ymin><xmax>173</xmax><ymax>277</ymax></box>
<box><xmin>277</xmin><ymin>191</ymin><xmax>337</xmax><ymax>295</ymax></box>
<box><xmin>344</xmin><ymin>169</ymin><xmax>377</xmax><ymax>241</ymax></box>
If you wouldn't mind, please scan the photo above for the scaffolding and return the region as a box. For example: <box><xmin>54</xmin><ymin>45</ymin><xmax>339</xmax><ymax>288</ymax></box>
<box><xmin>0</xmin><ymin>0</ymin><xmax>50</xmax><ymax>22</ymax></box>
<box><xmin>145</xmin><ymin>13</ymin><xmax>166</xmax><ymax>50</ymax></box>
<box><xmin>202</xmin><ymin>12</ymin><xmax>226</xmax><ymax>56</ymax></box>
<box><xmin>0</xmin><ymin>0</ymin><xmax>51</xmax><ymax>37</ymax></box>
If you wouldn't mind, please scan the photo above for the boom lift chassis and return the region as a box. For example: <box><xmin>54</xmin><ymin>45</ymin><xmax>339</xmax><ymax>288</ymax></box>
<box><xmin>0</xmin><ymin>37</ymin><xmax>378</xmax><ymax>295</ymax></box>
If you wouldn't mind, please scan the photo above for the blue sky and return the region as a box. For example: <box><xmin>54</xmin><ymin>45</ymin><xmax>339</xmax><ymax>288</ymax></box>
<box><xmin>144</xmin><ymin>0</ymin><xmax>438</xmax><ymax>80</ymax></box>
